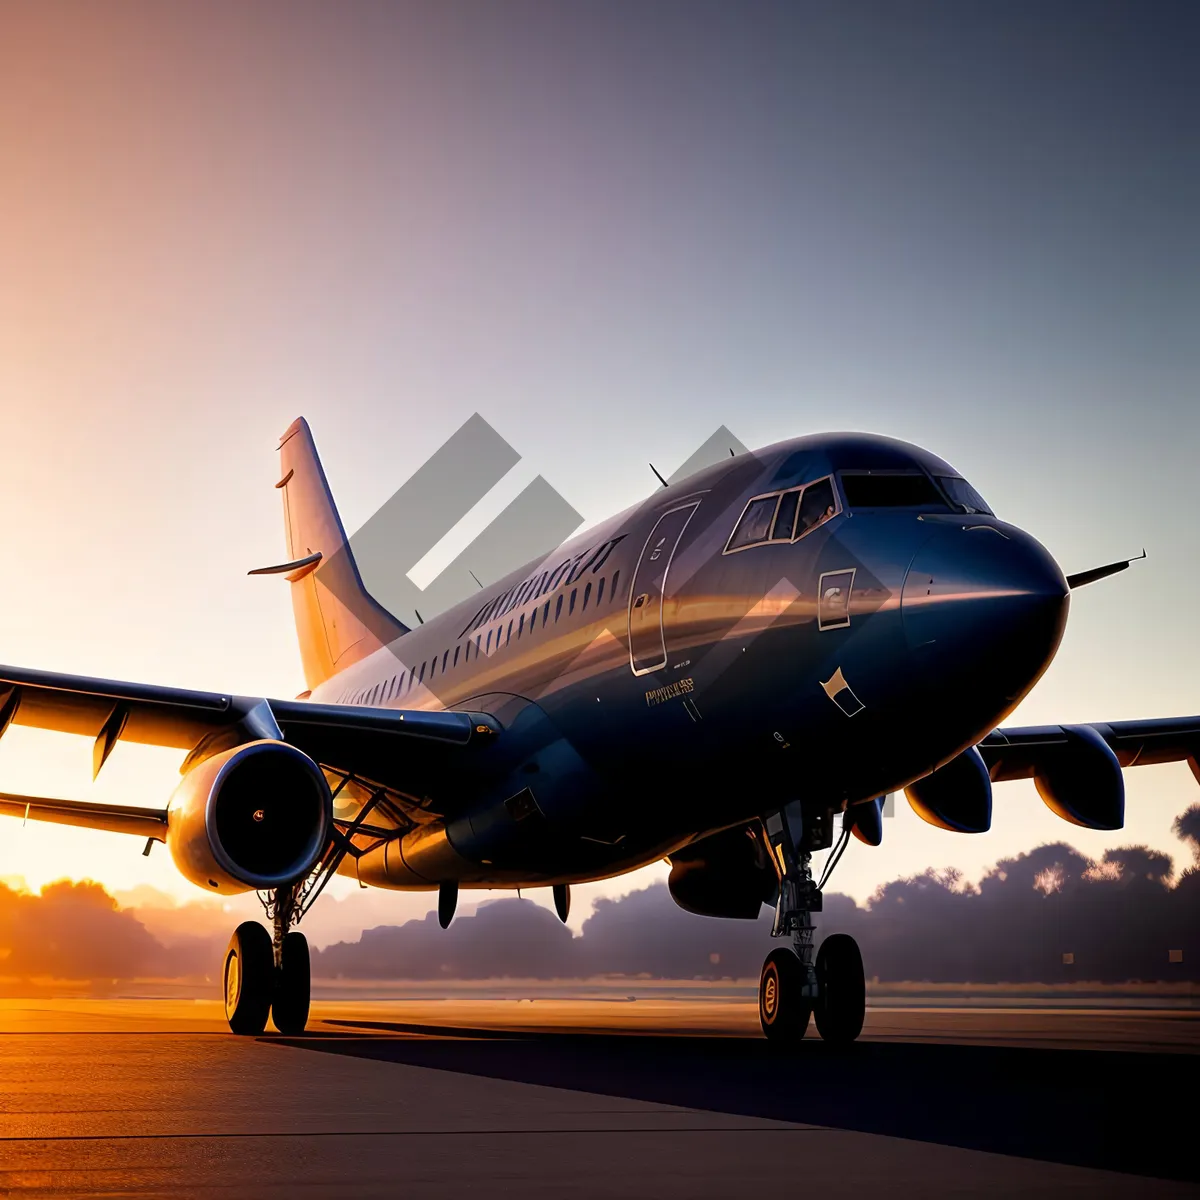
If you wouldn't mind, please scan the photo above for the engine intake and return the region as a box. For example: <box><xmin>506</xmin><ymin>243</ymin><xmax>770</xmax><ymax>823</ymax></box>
<box><xmin>167</xmin><ymin>740</ymin><xmax>332</xmax><ymax>893</ymax></box>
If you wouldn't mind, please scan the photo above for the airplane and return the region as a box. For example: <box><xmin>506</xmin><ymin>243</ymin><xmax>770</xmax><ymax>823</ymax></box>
<box><xmin>1</xmin><ymin>418</ymin><xmax>1196</xmax><ymax>1041</ymax></box>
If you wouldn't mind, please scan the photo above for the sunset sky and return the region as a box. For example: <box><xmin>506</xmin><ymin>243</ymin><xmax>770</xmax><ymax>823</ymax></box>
<box><xmin>0</xmin><ymin>1</ymin><xmax>1196</xmax><ymax>940</ymax></box>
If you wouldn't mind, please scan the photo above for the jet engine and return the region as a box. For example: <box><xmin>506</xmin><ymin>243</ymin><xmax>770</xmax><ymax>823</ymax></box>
<box><xmin>905</xmin><ymin>745</ymin><xmax>992</xmax><ymax>833</ymax></box>
<box><xmin>1032</xmin><ymin>724</ymin><xmax>1124</xmax><ymax>830</ymax></box>
<box><xmin>845</xmin><ymin>796</ymin><xmax>885</xmax><ymax>846</ymax></box>
<box><xmin>166</xmin><ymin>740</ymin><xmax>332</xmax><ymax>894</ymax></box>
<box><xmin>667</xmin><ymin>823</ymin><xmax>777</xmax><ymax>919</ymax></box>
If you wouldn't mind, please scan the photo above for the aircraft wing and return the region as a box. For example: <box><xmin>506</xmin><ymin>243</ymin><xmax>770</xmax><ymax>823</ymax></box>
<box><xmin>0</xmin><ymin>791</ymin><xmax>169</xmax><ymax>840</ymax></box>
<box><xmin>0</xmin><ymin>662</ymin><xmax>501</xmax><ymax>810</ymax></box>
<box><xmin>980</xmin><ymin>716</ymin><xmax>1200</xmax><ymax>782</ymax></box>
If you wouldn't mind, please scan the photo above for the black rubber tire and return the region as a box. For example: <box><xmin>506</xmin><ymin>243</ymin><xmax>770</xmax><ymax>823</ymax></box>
<box><xmin>759</xmin><ymin>947</ymin><xmax>811</xmax><ymax>1042</ymax></box>
<box><xmin>814</xmin><ymin>933</ymin><xmax>866</xmax><ymax>1045</ymax></box>
<box><xmin>223</xmin><ymin>921</ymin><xmax>273</xmax><ymax>1035</ymax></box>
<box><xmin>271</xmin><ymin>931</ymin><xmax>311</xmax><ymax>1035</ymax></box>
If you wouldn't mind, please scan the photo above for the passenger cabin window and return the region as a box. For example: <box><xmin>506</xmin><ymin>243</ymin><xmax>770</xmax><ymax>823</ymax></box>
<box><xmin>840</xmin><ymin>472</ymin><xmax>947</xmax><ymax>510</ymax></box>
<box><xmin>726</xmin><ymin>495</ymin><xmax>778</xmax><ymax>551</ymax></box>
<box><xmin>936</xmin><ymin>475</ymin><xmax>993</xmax><ymax>515</ymax></box>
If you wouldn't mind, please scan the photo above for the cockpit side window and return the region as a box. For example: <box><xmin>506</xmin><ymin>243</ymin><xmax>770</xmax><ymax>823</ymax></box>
<box><xmin>725</xmin><ymin>494</ymin><xmax>779</xmax><ymax>552</ymax></box>
<box><xmin>935</xmin><ymin>475</ymin><xmax>993</xmax><ymax>515</ymax></box>
<box><xmin>839</xmin><ymin>472</ymin><xmax>948</xmax><ymax>510</ymax></box>
<box><xmin>725</xmin><ymin>477</ymin><xmax>844</xmax><ymax>554</ymax></box>
<box><xmin>795</xmin><ymin>477</ymin><xmax>838</xmax><ymax>539</ymax></box>
<box><xmin>772</xmin><ymin>489</ymin><xmax>801</xmax><ymax>540</ymax></box>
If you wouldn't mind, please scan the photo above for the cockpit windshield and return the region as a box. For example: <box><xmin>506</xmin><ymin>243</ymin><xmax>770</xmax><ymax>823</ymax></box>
<box><xmin>796</xmin><ymin>478</ymin><xmax>836</xmax><ymax>535</ymax></box>
<box><xmin>724</xmin><ymin>476</ymin><xmax>840</xmax><ymax>554</ymax></box>
<box><xmin>935</xmin><ymin>475</ymin><xmax>993</xmax><ymax>515</ymax></box>
<box><xmin>839</xmin><ymin>472</ymin><xmax>948</xmax><ymax>509</ymax></box>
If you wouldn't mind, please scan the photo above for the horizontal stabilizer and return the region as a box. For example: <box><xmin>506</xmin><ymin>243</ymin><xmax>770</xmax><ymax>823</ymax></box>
<box><xmin>248</xmin><ymin>552</ymin><xmax>323</xmax><ymax>580</ymax></box>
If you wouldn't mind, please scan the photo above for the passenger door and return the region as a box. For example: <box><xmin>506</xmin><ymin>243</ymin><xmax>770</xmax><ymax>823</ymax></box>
<box><xmin>628</xmin><ymin>502</ymin><xmax>700</xmax><ymax>675</ymax></box>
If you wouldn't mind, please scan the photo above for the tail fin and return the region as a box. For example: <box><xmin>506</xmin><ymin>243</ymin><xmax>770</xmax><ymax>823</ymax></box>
<box><xmin>252</xmin><ymin>418</ymin><xmax>408</xmax><ymax>691</ymax></box>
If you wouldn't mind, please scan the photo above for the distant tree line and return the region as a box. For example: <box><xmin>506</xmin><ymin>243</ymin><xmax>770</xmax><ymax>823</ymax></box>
<box><xmin>313</xmin><ymin>806</ymin><xmax>1200</xmax><ymax>984</ymax></box>
<box><xmin>2</xmin><ymin>806</ymin><xmax>1198</xmax><ymax>985</ymax></box>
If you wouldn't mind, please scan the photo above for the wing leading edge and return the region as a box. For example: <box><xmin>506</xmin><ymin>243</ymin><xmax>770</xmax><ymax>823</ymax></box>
<box><xmin>0</xmin><ymin>663</ymin><xmax>502</xmax><ymax>826</ymax></box>
<box><xmin>982</xmin><ymin>716</ymin><xmax>1200</xmax><ymax>783</ymax></box>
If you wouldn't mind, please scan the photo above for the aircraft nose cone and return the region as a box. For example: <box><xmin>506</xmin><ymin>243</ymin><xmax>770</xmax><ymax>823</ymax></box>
<box><xmin>902</xmin><ymin>524</ymin><xmax>1069</xmax><ymax>705</ymax></box>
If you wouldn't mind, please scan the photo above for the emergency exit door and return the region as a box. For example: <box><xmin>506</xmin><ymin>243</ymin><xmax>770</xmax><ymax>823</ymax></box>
<box><xmin>627</xmin><ymin>502</ymin><xmax>700</xmax><ymax>675</ymax></box>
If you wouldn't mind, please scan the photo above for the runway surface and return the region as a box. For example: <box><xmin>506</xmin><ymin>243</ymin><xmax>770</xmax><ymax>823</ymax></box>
<box><xmin>2</xmin><ymin>998</ymin><xmax>1197</xmax><ymax>1197</ymax></box>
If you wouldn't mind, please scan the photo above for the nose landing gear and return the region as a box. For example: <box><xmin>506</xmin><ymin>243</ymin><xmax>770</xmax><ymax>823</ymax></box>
<box><xmin>759</xmin><ymin>807</ymin><xmax>865</xmax><ymax>1045</ymax></box>
<box><xmin>222</xmin><ymin>885</ymin><xmax>312</xmax><ymax>1035</ymax></box>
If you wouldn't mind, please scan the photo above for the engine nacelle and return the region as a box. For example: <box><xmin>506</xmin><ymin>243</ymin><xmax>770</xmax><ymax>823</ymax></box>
<box><xmin>667</xmin><ymin>824</ymin><xmax>777</xmax><ymax>919</ymax></box>
<box><xmin>167</xmin><ymin>740</ymin><xmax>332</xmax><ymax>894</ymax></box>
<box><xmin>1033</xmin><ymin>724</ymin><xmax>1124</xmax><ymax>830</ymax></box>
<box><xmin>846</xmin><ymin>796</ymin><xmax>885</xmax><ymax>846</ymax></box>
<box><xmin>905</xmin><ymin>745</ymin><xmax>992</xmax><ymax>833</ymax></box>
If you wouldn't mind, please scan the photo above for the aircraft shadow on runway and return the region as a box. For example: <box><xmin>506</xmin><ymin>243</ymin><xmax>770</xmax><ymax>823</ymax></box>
<box><xmin>272</xmin><ymin>1022</ymin><xmax>1195</xmax><ymax>1183</ymax></box>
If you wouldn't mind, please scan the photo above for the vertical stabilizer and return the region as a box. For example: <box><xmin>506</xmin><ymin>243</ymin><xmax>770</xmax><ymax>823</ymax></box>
<box><xmin>254</xmin><ymin>418</ymin><xmax>408</xmax><ymax>691</ymax></box>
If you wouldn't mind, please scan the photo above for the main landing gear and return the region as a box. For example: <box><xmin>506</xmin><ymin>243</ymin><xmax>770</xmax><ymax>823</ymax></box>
<box><xmin>759</xmin><ymin>807</ymin><xmax>865</xmax><ymax>1046</ymax></box>
<box><xmin>222</xmin><ymin>886</ymin><xmax>311</xmax><ymax>1035</ymax></box>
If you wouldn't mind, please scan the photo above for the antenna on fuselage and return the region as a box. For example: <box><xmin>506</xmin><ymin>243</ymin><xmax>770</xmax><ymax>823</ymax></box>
<box><xmin>649</xmin><ymin>463</ymin><xmax>668</xmax><ymax>488</ymax></box>
<box><xmin>414</xmin><ymin>609</ymin><xmax>424</xmax><ymax>625</ymax></box>
<box><xmin>468</xmin><ymin>570</ymin><xmax>483</xmax><ymax>590</ymax></box>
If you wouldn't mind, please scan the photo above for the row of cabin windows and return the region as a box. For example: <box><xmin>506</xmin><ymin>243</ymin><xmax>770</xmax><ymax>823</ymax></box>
<box><xmin>462</xmin><ymin>535</ymin><xmax>625</xmax><ymax>637</ymax></box>
<box><xmin>339</xmin><ymin>568</ymin><xmax>622</xmax><ymax>707</ymax></box>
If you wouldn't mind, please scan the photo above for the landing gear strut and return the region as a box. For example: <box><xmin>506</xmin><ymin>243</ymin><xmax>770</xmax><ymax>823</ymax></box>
<box><xmin>222</xmin><ymin>885</ymin><xmax>311</xmax><ymax>1035</ymax></box>
<box><xmin>759</xmin><ymin>806</ymin><xmax>865</xmax><ymax>1045</ymax></box>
